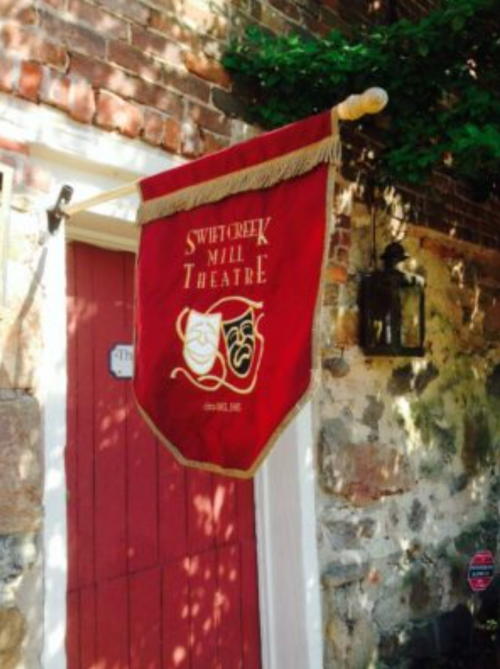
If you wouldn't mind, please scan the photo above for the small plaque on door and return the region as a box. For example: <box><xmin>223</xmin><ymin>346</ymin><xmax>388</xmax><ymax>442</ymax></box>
<box><xmin>109</xmin><ymin>344</ymin><xmax>134</xmax><ymax>379</ymax></box>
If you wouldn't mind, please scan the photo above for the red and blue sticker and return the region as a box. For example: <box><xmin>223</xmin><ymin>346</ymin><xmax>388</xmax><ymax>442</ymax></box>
<box><xmin>468</xmin><ymin>550</ymin><xmax>495</xmax><ymax>592</ymax></box>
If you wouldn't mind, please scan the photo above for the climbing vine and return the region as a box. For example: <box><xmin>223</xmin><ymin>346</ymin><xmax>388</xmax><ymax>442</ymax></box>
<box><xmin>223</xmin><ymin>0</ymin><xmax>500</xmax><ymax>198</ymax></box>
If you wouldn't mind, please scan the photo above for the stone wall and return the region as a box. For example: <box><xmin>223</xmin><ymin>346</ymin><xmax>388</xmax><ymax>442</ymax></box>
<box><xmin>0</xmin><ymin>161</ymin><xmax>47</xmax><ymax>667</ymax></box>
<box><xmin>318</xmin><ymin>184</ymin><xmax>500</xmax><ymax>667</ymax></box>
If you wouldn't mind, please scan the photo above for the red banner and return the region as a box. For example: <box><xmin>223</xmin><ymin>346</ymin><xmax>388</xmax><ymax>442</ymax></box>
<box><xmin>134</xmin><ymin>109</ymin><xmax>339</xmax><ymax>477</ymax></box>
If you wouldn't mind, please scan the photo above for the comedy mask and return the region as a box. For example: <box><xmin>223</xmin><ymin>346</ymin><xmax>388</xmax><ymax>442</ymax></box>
<box><xmin>182</xmin><ymin>310</ymin><xmax>222</xmax><ymax>376</ymax></box>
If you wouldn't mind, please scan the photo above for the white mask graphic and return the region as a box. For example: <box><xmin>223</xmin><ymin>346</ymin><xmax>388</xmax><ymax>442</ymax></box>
<box><xmin>183</xmin><ymin>310</ymin><xmax>222</xmax><ymax>376</ymax></box>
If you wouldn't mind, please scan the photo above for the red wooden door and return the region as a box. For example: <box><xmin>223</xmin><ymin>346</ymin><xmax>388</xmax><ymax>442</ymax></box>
<box><xmin>66</xmin><ymin>242</ymin><xmax>262</xmax><ymax>669</ymax></box>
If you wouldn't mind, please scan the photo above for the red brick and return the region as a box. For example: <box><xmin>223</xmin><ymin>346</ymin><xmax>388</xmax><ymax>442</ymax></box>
<box><xmin>18</xmin><ymin>61</ymin><xmax>43</xmax><ymax>101</ymax></box>
<box><xmin>180</xmin><ymin>119</ymin><xmax>202</xmax><ymax>157</ymax></box>
<box><xmin>69</xmin><ymin>78</ymin><xmax>96</xmax><ymax>123</ymax></box>
<box><xmin>67</xmin><ymin>0</ymin><xmax>129</xmax><ymax>40</ymax></box>
<box><xmin>420</xmin><ymin>237</ymin><xmax>460</xmax><ymax>260</ymax></box>
<box><xmin>335</xmin><ymin>213</ymin><xmax>352</xmax><ymax>229</ymax></box>
<box><xmin>131</xmin><ymin>25</ymin><xmax>183</xmax><ymax>66</ymax></box>
<box><xmin>70</xmin><ymin>53</ymin><xmax>137</xmax><ymax>97</ymax></box>
<box><xmin>0</xmin><ymin>136</ymin><xmax>29</xmax><ymax>155</ymax></box>
<box><xmin>108</xmin><ymin>40</ymin><xmax>163</xmax><ymax>82</ymax></box>
<box><xmin>152</xmin><ymin>0</ymin><xmax>179</xmax><ymax>10</ymax></box>
<box><xmin>96</xmin><ymin>90</ymin><xmax>144</xmax><ymax>138</ymax></box>
<box><xmin>143</xmin><ymin>109</ymin><xmax>165</xmax><ymax>146</ymax></box>
<box><xmin>201</xmin><ymin>130</ymin><xmax>229</xmax><ymax>155</ymax></box>
<box><xmin>133</xmin><ymin>78</ymin><xmax>183</xmax><ymax>117</ymax></box>
<box><xmin>184</xmin><ymin>51</ymin><xmax>230</xmax><ymax>88</ymax></box>
<box><xmin>1</xmin><ymin>23</ymin><xmax>68</xmax><ymax>69</ymax></box>
<box><xmin>182</xmin><ymin>0</ymin><xmax>228</xmax><ymax>39</ymax></box>
<box><xmin>259</xmin><ymin>3</ymin><xmax>288</xmax><ymax>32</ymax></box>
<box><xmin>94</xmin><ymin>0</ymin><xmax>150</xmax><ymax>24</ymax></box>
<box><xmin>163</xmin><ymin>66</ymin><xmax>211</xmax><ymax>103</ymax></box>
<box><xmin>0</xmin><ymin>50</ymin><xmax>20</xmax><ymax>92</ymax></box>
<box><xmin>0</xmin><ymin>0</ymin><xmax>35</xmax><ymax>21</ymax></box>
<box><xmin>188</xmin><ymin>101</ymin><xmax>230</xmax><ymax>136</ymax></box>
<box><xmin>268</xmin><ymin>0</ymin><xmax>301</xmax><ymax>20</ymax></box>
<box><xmin>325</xmin><ymin>264</ymin><xmax>348</xmax><ymax>283</ymax></box>
<box><xmin>38</xmin><ymin>10</ymin><xmax>106</xmax><ymax>59</ymax></box>
<box><xmin>332</xmin><ymin>229</ymin><xmax>351</xmax><ymax>248</ymax></box>
<box><xmin>40</xmin><ymin>69</ymin><xmax>71</xmax><ymax>110</ymax></box>
<box><xmin>149</xmin><ymin>10</ymin><xmax>199</xmax><ymax>49</ymax></box>
<box><xmin>334</xmin><ymin>246</ymin><xmax>349</xmax><ymax>264</ymax></box>
<box><xmin>163</xmin><ymin>117</ymin><xmax>181</xmax><ymax>153</ymax></box>
<box><xmin>39</xmin><ymin>0</ymin><xmax>65</xmax><ymax>8</ymax></box>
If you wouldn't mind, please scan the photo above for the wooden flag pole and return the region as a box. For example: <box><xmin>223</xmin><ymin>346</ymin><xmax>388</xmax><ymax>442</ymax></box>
<box><xmin>51</xmin><ymin>87</ymin><xmax>388</xmax><ymax>224</ymax></box>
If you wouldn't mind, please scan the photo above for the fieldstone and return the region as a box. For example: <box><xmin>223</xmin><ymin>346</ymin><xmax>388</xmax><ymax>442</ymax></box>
<box><xmin>324</xmin><ymin>520</ymin><xmax>360</xmax><ymax>551</ymax></box>
<box><xmin>462</xmin><ymin>411</ymin><xmax>493</xmax><ymax>475</ymax></box>
<box><xmin>362</xmin><ymin>395</ymin><xmax>385</xmax><ymax>435</ymax></box>
<box><xmin>414</xmin><ymin>362</ymin><xmax>439</xmax><ymax>394</ymax></box>
<box><xmin>0</xmin><ymin>396</ymin><xmax>42</xmax><ymax>534</ymax></box>
<box><xmin>484</xmin><ymin>301</ymin><xmax>500</xmax><ymax>340</ymax></box>
<box><xmin>408</xmin><ymin>564</ymin><xmax>434</xmax><ymax>613</ymax></box>
<box><xmin>334</xmin><ymin>309</ymin><xmax>359</xmax><ymax>348</ymax></box>
<box><xmin>387</xmin><ymin>364</ymin><xmax>414</xmax><ymax>396</ymax></box>
<box><xmin>323</xmin><ymin>558</ymin><xmax>370</xmax><ymax>587</ymax></box>
<box><xmin>0</xmin><ymin>607</ymin><xmax>25</xmax><ymax>669</ymax></box>
<box><xmin>320</xmin><ymin>424</ymin><xmax>413</xmax><ymax>505</ymax></box>
<box><xmin>326</xmin><ymin>614</ymin><xmax>377</xmax><ymax>669</ymax></box>
<box><xmin>407</xmin><ymin>499</ymin><xmax>427</xmax><ymax>533</ymax></box>
<box><xmin>347</xmin><ymin>617</ymin><xmax>378</xmax><ymax>669</ymax></box>
<box><xmin>0</xmin><ymin>535</ymin><xmax>38</xmax><ymax>582</ymax></box>
<box><xmin>326</xmin><ymin>615</ymin><xmax>350</xmax><ymax>667</ymax></box>
<box><xmin>486</xmin><ymin>364</ymin><xmax>500</xmax><ymax>398</ymax></box>
<box><xmin>0</xmin><ymin>303</ymin><xmax>42</xmax><ymax>390</ymax></box>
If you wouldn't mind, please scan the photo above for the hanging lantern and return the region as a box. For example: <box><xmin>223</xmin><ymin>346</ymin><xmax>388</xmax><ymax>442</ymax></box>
<box><xmin>360</xmin><ymin>242</ymin><xmax>425</xmax><ymax>356</ymax></box>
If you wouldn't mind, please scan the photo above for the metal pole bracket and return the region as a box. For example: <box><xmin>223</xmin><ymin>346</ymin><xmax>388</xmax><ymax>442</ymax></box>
<box><xmin>47</xmin><ymin>185</ymin><xmax>74</xmax><ymax>234</ymax></box>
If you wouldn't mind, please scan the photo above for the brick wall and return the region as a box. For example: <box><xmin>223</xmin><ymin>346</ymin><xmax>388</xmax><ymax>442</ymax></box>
<box><xmin>2</xmin><ymin>0</ymin><xmax>498</xmax><ymax>248</ymax></box>
<box><xmin>0</xmin><ymin>0</ymin><xmax>434</xmax><ymax>157</ymax></box>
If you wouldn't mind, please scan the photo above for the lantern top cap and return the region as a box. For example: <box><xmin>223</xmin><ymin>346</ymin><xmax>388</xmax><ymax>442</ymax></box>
<box><xmin>381</xmin><ymin>242</ymin><xmax>409</xmax><ymax>269</ymax></box>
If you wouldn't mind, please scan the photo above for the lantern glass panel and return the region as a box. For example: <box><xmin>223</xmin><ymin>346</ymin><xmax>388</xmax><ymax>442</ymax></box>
<box><xmin>400</xmin><ymin>284</ymin><xmax>422</xmax><ymax>349</ymax></box>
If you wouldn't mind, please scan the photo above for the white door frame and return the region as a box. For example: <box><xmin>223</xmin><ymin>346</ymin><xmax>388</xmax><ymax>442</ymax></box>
<box><xmin>0</xmin><ymin>92</ymin><xmax>323</xmax><ymax>669</ymax></box>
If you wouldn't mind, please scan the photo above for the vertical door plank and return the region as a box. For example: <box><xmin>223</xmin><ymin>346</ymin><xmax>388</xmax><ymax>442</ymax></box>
<box><xmin>240</xmin><ymin>541</ymin><xmax>262</xmax><ymax>669</ymax></box>
<box><xmin>97</xmin><ymin>577</ymin><xmax>129</xmax><ymax>669</ymax></box>
<box><xmin>159</xmin><ymin>448</ymin><xmax>188</xmax><ymax>564</ymax></box>
<box><xmin>127</xmin><ymin>396</ymin><xmax>159</xmax><ymax>572</ymax></box>
<box><xmin>66</xmin><ymin>590</ymin><xmax>80</xmax><ymax>669</ymax></box>
<box><xmin>187</xmin><ymin>470</ymin><xmax>214</xmax><ymax>555</ymax></box>
<box><xmin>163</xmin><ymin>559</ymin><xmax>190</xmax><ymax>669</ymax></box>
<box><xmin>217</xmin><ymin>545</ymin><xmax>243</xmax><ymax>669</ymax></box>
<box><xmin>66</xmin><ymin>243</ymin><xmax>78</xmax><ymax>592</ymax></box>
<box><xmin>93</xmin><ymin>249</ymin><xmax>128</xmax><ymax>580</ymax></box>
<box><xmin>237</xmin><ymin>481</ymin><xmax>256</xmax><ymax>543</ymax></box>
<box><xmin>125</xmin><ymin>255</ymin><xmax>159</xmax><ymax>573</ymax></box>
<box><xmin>130</xmin><ymin>568</ymin><xmax>161</xmax><ymax>669</ymax></box>
<box><xmin>213</xmin><ymin>475</ymin><xmax>238</xmax><ymax>548</ymax></box>
<box><xmin>190</xmin><ymin>552</ymin><xmax>218</xmax><ymax>669</ymax></box>
<box><xmin>80</xmin><ymin>586</ymin><xmax>97</xmax><ymax>669</ymax></box>
<box><xmin>74</xmin><ymin>244</ymin><xmax>96</xmax><ymax>587</ymax></box>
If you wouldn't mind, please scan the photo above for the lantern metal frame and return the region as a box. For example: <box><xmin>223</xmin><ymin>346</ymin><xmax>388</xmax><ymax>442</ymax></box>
<box><xmin>359</xmin><ymin>241</ymin><xmax>426</xmax><ymax>357</ymax></box>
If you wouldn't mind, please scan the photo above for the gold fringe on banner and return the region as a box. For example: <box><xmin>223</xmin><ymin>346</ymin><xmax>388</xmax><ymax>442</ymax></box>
<box><xmin>138</xmin><ymin>130</ymin><xmax>341</xmax><ymax>226</ymax></box>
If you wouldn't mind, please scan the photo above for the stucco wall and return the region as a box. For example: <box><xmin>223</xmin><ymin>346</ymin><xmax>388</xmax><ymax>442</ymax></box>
<box><xmin>0</xmin><ymin>188</ymin><xmax>45</xmax><ymax>668</ymax></box>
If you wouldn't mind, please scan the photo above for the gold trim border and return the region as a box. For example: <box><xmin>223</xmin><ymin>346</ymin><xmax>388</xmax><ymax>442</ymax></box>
<box><xmin>138</xmin><ymin>132</ymin><xmax>340</xmax><ymax>226</ymax></box>
<box><xmin>131</xmin><ymin>111</ymin><xmax>338</xmax><ymax>478</ymax></box>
